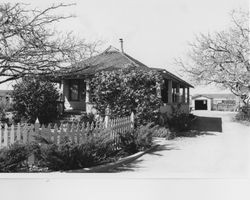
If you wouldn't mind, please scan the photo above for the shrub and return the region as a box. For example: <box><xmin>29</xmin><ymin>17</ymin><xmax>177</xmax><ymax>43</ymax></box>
<box><xmin>168</xmin><ymin>113</ymin><xmax>195</xmax><ymax>132</ymax></box>
<box><xmin>12</xmin><ymin>77</ymin><xmax>59</xmax><ymax>124</ymax></box>
<box><xmin>78</xmin><ymin>113</ymin><xmax>96</xmax><ymax>124</ymax></box>
<box><xmin>90</xmin><ymin>68</ymin><xmax>163</xmax><ymax>126</ymax></box>
<box><xmin>235</xmin><ymin>106</ymin><xmax>250</xmax><ymax>122</ymax></box>
<box><xmin>159</xmin><ymin>105</ymin><xmax>196</xmax><ymax>135</ymax></box>
<box><xmin>0</xmin><ymin>143</ymin><xmax>31</xmax><ymax>172</ymax></box>
<box><xmin>0</xmin><ymin>101</ymin><xmax>6</xmax><ymax>122</ymax></box>
<box><xmin>34</xmin><ymin>130</ymin><xmax>118</xmax><ymax>171</ymax></box>
<box><xmin>152</xmin><ymin>127</ymin><xmax>171</xmax><ymax>139</ymax></box>
<box><xmin>117</xmin><ymin>123</ymin><xmax>155</xmax><ymax>155</ymax></box>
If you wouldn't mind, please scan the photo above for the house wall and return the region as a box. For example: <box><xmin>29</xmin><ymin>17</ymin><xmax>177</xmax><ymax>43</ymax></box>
<box><xmin>63</xmin><ymin>79</ymin><xmax>86</xmax><ymax>111</ymax></box>
<box><xmin>192</xmin><ymin>96</ymin><xmax>212</xmax><ymax>111</ymax></box>
<box><xmin>160</xmin><ymin>103</ymin><xmax>190</xmax><ymax>117</ymax></box>
<box><xmin>0</xmin><ymin>95</ymin><xmax>13</xmax><ymax>104</ymax></box>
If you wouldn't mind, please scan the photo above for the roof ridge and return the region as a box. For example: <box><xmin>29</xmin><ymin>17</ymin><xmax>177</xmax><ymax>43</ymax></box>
<box><xmin>103</xmin><ymin>46</ymin><xmax>146</xmax><ymax>68</ymax></box>
<box><xmin>103</xmin><ymin>45</ymin><xmax>120</xmax><ymax>53</ymax></box>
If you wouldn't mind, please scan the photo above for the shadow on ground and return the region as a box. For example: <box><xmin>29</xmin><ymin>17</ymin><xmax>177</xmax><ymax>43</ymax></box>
<box><xmin>108</xmin><ymin>116</ymin><xmax>222</xmax><ymax>173</ymax></box>
<box><xmin>108</xmin><ymin>143</ymin><xmax>177</xmax><ymax>173</ymax></box>
<box><xmin>191</xmin><ymin>116</ymin><xmax>222</xmax><ymax>132</ymax></box>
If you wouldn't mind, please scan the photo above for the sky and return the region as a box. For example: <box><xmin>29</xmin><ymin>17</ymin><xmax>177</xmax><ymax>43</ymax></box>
<box><xmin>1</xmin><ymin>0</ymin><xmax>249</xmax><ymax>94</ymax></box>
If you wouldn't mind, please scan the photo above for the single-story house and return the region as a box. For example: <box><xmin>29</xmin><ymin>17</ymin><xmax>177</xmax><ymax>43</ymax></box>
<box><xmin>191</xmin><ymin>93</ymin><xmax>241</xmax><ymax>111</ymax></box>
<box><xmin>53</xmin><ymin>45</ymin><xmax>193</xmax><ymax>116</ymax></box>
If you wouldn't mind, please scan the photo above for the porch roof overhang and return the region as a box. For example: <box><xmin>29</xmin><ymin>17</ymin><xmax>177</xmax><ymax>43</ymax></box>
<box><xmin>151</xmin><ymin>68</ymin><xmax>194</xmax><ymax>88</ymax></box>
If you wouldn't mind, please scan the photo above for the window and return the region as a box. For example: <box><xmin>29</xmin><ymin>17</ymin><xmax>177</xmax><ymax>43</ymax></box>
<box><xmin>69</xmin><ymin>80</ymin><xmax>80</xmax><ymax>101</ymax></box>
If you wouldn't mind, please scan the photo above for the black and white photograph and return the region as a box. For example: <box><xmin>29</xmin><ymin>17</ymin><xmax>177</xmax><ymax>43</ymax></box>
<box><xmin>0</xmin><ymin>0</ymin><xmax>249</xmax><ymax>199</ymax></box>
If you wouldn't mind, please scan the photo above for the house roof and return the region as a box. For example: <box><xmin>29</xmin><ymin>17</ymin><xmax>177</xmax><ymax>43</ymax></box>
<box><xmin>55</xmin><ymin>46</ymin><xmax>193</xmax><ymax>88</ymax></box>
<box><xmin>56</xmin><ymin>46</ymin><xmax>149</xmax><ymax>78</ymax></box>
<box><xmin>151</xmin><ymin>68</ymin><xmax>194</xmax><ymax>88</ymax></box>
<box><xmin>192</xmin><ymin>93</ymin><xmax>236</xmax><ymax>100</ymax></box>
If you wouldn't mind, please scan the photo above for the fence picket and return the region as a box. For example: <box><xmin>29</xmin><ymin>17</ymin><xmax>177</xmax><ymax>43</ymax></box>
<box><xmin>53</xmin><ymin>124</ymin><xmax>58</xmax><ymax>144</ymax></box>
<box><xmin>0</xmin><ymin>125</ymin><xmax>2</xmax><ymax>148</ymax></box>
<box><xmin>16</xmin><ymin>123</ymin><xmax>21</xmax><ymax>141</ymax></box>
<box><xmin>9</xmin><ymin>124</ymin><xmax>15</xmax><ymax>144</ymax></box>
<box><xmin>0</xmin><ymin>112</ymin><xmax>134</xmax><ymax>149</ymax></box>
<box><xmin>3</xmin><ymin>124</ymin><xmax>8</xmax><ymax>147</ymax></box>
<box><xmin>59</xmin><ymin>123</ymin><xmax>64</xmax><ymax>144</ymax></box>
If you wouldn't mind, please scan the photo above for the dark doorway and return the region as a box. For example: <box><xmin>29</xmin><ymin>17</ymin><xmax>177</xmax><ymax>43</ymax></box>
<box><xmin>195</xmin><ymin>100</ymin><xmax>208</xmax><ymax>110</ymax></box>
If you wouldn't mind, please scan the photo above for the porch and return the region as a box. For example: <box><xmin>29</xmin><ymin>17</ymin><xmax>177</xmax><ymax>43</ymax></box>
<box><xmin>57</xmin><ymin>73</ymin><xmax>192</xmax><ymax>116</ymax></box>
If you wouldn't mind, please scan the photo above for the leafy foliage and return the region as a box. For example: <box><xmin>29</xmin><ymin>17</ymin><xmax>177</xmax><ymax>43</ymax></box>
<box><xmin>152</xmin><ymin>127</ymin><xmax>171</xmax><ymax>139</ymax></box>
<box><xmin>117</xmin><ymin>124</ymin><xmax>155</xmax><ymax>155</ymax></box>
<box><xmin>0</xmin><ymin>102</ymin><xmax>6</xmax><ymax>122</ymax></box>
<box><xmin>160</xmin><ymin>105</ymin><xmax>196</xmax><ymax>134</ymax></box>
<box><xmin>90</xmin><ymin>68</ymin><xmax>163</xmax><ymax>125</ymax></box>
<box><xmin>12</xmin><ymin>77</ymin><xmax>59</xmax><ymax>124</ymax></box>
<box><xmin>0</xmin><ymin>143</ymin><xmax>31</xmax><ymax>172</ymax></box>
<box><xmin>235</xmin><ymin>106</ymin><xmax>250</xmax><ymax>122</ymax></box>
<box><xmin>34</xmin><ymin>130</ymin><xmax>118</xmax><ymax>171</ymax></box>
<box><xmin>79</xmin><ymin>113</ymin><xmax>96</xmax><ymax>124</ymax></box>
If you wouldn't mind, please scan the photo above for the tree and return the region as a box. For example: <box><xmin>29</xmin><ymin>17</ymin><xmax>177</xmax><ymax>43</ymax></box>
<box><xmin>0</xmin><ymin>3</ymin><xmax>100</xmax><ymax>84</ymax></box>
<box><xmin>12</xmin><ymin>77</ymin><xmax>59</xmax><ymax>124</ymax></box>
<box><xmin>90</xmin><ymin>68</ymin><xmax>163</xmax><ymax>125</ymax></box>
<box><xmin>177</xmin><ymin>10</ymin><xmax>250</xmax><ymax>105</ymax></box>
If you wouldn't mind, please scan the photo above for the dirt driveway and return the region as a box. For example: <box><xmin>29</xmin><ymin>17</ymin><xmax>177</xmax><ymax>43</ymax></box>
<box><xmin>114</xmin><ymin>111</ymin><xmax>250</xmax><ymax>178</ymax></box>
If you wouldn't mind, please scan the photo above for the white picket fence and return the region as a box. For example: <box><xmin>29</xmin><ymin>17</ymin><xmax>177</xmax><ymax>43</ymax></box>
<box><xmin>0</xmin><ymin>113</ymin><xmax>134</xmax><ymax>149</ymax></box>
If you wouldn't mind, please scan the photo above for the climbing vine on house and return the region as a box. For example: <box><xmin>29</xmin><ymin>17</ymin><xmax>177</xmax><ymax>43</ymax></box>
<box><xmin>90</xmin><ymin>68</ymin><xmax>163</xmax><ymax>125</ymax></box>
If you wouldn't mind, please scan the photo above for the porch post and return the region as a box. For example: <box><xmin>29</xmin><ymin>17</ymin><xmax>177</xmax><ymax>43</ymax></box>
<box><xmin>182</xmin><ymin>87</ymin><xmax>186</xmax><ymax>103</ymax></box>
<box><xmin>58</xmin><ymin>79</ymin><xmax>65</xmax><ymax>114</ymax></box>
<box><xmin>60</xmin><ymin>80</ymin><xmax>64</xmax><ymax>100</ymax></box>
<box><xmin>176</xmin><ymin>83</ymin><xmax>181</xmax><ymax>103</ymax></box>
<box><xmin>168</xmin><ymin>80</ymin><xmax>172</xmax><ymax>103</ymax></box>
<box><xmin>85</xmin><ymin>78</ymin><xmax>91</xmax><ymax>113</ymax></box>
<box><xmin>187</xmin><ymin>87</ymin><xmax>190</xmax><ymax>104</ymax></box>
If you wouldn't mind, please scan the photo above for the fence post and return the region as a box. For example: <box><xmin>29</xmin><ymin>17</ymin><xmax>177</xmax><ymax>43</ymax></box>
<box><xmin>28</xmin><ymin>118</ymin><xmax>39</xmax><ymax>167</ymax></box>
<box><xmin>104</xmin><ymin>107</ymin><xmax>110</xmax><ymax>128</ymax></box>
<box><xmin>104</xmin><ymin>115</ymin><xmax>110</xmax><ymax>129</ymax></box>
<box><xmin>130</xmin><ymin>112</ymin><xmax>134</xmax><ymax>129</ymax></box>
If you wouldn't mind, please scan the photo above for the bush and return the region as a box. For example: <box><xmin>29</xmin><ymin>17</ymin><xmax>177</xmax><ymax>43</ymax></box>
<box><xmin>33</xmin><ymin>130</ymin><xmax>118</xmax><ymax>171</ymax></box>
<box><xmin>159</xmin><ymin>105</ymin><xmax>196</xmax><ymax>135</ymax></box>
<box><xmin>117</xmin><ymin>124</ymin><xmax>155</xmax><ymax>155</ymax></box>
<box><xmin>235</xmin><ymin>106</ymin><xmax>250</xmax><ymax>122</ymax></box>
<box><xmin>78</xmin><ymin>113</ymin><xmax>96</xmax><ymax>124</ymax></box>
<box><xmin>152</xmin><ymin>127</ymin><xmax>171</xmax><ymax>139</ymax></box>
<box><xmin>90</xmin><ymin>68</ymin><xmax>162</xmax><ymax>126</ymax></box>
<box><xmin>12</xmin><ymin>77</ymin><xmax>59</xmax><ymax>124</ymax></box>
<box><xmin>0</xmin><ymin>101</ymin><xmax>6</xmax><ymax>122</ymax></box>
<box><xmin>0</xmin><ymin>143</ymin><xmax>31</xmax><ymax>172</ymax></box>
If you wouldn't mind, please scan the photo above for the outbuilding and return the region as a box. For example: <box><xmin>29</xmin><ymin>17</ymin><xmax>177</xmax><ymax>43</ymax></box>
<box><xmin>191</xmin><ymin>93</ymin><xmax>239</xmax><ymax>111</ymax></box>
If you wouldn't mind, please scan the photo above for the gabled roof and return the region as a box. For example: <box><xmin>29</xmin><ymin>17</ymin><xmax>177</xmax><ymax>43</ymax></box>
<box><xmin>192</xmin><ymin>93</ymin><xmax>236</xmax><ymax>100</ymax></box>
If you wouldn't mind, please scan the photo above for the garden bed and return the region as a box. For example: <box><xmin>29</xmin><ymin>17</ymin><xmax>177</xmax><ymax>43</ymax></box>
<box><xmin>0</xmin><ymin>123</ymin><xmax>156</xmax><ymax>173</ymax></box>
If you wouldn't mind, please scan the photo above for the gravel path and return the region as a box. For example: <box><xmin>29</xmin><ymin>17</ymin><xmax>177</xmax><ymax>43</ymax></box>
<box><xmin>114</xmin><ymin>111</ymin><xmax>250</xmax><ymax>178</ymax></box>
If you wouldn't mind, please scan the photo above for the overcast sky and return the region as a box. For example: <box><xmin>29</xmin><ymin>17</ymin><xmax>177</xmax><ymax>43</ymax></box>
<box><xmin>1</xmin><ymin>0</ymin><xmax>249</xmax><ymax>93</ymax></box>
